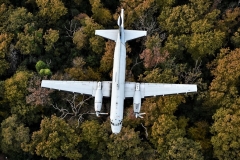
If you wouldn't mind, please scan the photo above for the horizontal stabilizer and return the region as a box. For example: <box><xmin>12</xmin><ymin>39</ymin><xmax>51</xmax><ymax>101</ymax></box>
<box><xmin>124</xmin><ymin>30</ymin><xmax>147</xmax><ymax>42</ymax></box>
<box><xmin>95</xmin><ymin>30</ymin><xmax>119</xmax><ymax>42</ymax></box>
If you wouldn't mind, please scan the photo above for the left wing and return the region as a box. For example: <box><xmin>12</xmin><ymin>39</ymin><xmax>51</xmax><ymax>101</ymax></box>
<box><xmin>125</xmin><ymin>82</ymin><xmax>197</xmax><ymax>98</ymax></box>
<box><xmin>41</xmin><ymin>80</ymin><xmax>111</xmax><ymax>97</ymax></box>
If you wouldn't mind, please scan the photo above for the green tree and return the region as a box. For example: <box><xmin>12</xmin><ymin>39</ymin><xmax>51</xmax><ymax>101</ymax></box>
<box><xmin>39</xmin><ymin>68</ymin><xmax>52</xmax><ymax>76</ymax></box>
<box><xmin>35</xmin><ymin>60</ymin><xmax>48</xmax><ymax>72</ymax></box>
<box><xmin>22</xmin><ymin>115</ymin><xmax>82</xmax><ymax>159</ymax></box>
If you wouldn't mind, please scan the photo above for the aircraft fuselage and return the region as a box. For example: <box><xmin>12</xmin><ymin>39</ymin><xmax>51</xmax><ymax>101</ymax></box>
<box><xmin>110</xmin><ymin>23</ymin><xmax>126</xmax><ymax>133</ymax></box>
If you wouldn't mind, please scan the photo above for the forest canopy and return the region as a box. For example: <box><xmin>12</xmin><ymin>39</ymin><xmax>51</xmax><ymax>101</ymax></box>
<box><xmin>0</xmin><ymin>0</ymin><xmax>240</xmax><ymax>159</ymax></box>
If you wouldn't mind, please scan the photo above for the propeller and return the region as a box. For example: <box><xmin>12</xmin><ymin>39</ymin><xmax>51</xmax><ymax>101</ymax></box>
<box><xmin>88</xmin><ymin>111</ymin><xmax>108</xmax><ymax>117</ymax></box>
<box><xmin>135</xmin><ymin>112</ymin><xmax>146</xmax><ymax>118</ymax></box>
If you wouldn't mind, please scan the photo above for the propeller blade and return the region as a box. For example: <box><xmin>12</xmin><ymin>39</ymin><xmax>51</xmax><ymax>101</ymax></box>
<box><xmin>135</xmin><ymin>113</ymin><xmax>146</xmax><ymax>118</ymax></box>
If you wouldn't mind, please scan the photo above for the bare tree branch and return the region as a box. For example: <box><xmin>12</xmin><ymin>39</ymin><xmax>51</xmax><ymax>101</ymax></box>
<box><xmin>179</xmin><ymin>59</ymin><xmax>202</xmax><ymax>84</ymax></box>
<box><xmin>131</xmin><ymin>56</ymin><xmax>143</xmax><ymax>71</ymax></box>
<box><xmin>65</xmin><ymin>20</ymin><xmax>79</xmax><ymax>38</ymax></box>
<box><xmin>51</xmin><ymin>93</ymin><xmax>93</xmax><ymax>126</ymax></box>
<box><xmin>141</xmin><ymin>123</ymin><xmax>148</xmax><ymax>138</ymax></box>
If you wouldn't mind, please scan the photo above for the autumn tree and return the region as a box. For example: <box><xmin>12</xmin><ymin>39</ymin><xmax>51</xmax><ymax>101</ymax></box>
<box><xmin>217</xmin><ymin>7</ymin><xmax>240</xmax><ymax>37</ymax></box>
<box><xmin>119</xmin><ymin>0</ymin><xmax>155</xmax><ymax>28</ymax></box>
<box><xmin>73</xmin><ymin>15</ymin><xmax>105</xmax><ymax>54</ymax></box>
<box><xmin>106</xmin><ymin>127</ymin><xmax>144</xmax><ymax>159</ymax></box>
<box><xmin>231</xmin><ymin>27</ymin><xmax>240</xmax><ymax>47</ymax></box>
<box><xmin>43</xmin><ymin>28</ymin><xmax>59</xmax><ymax>52</ymax></box>
<box><xmin>207</xmin><ymin>48</ymin><xmax>240</xmax><ymax>159</ymax></box>
<box><xmin>22</xmin><ymin>115</ymin><xmax>82</xmax><ymax>159</ymax></box>
<box><xmin>140</xmin><ymin>34</ymin><xmax>168</xmax><ymax>69</ymax></box>
<box><xmin>167</xmin><ymin>137</ymin><xmax>204</xmax><ymax>159</ymax></box>
<box><xmin>65</xmin><ymin>56</ymin><xmax>101</xmax><ymax>81</ymax></box>
<box><xmin>89</xmin><ymin>0</ymin><xmax>112</xmax><ymax>25</ymax></box>
<box><xmin>4</xmin><ymin>71</ymin><xmax>41</xmax><ymax>124</ymax></box>
<box><xmin>80</xmin><ymin>120</ymin><xmax>108</xmax><ymax>158</ymax></box>
<box><xmin>150</xmin><ymin>115</ymin><xmax>184</xmax><ymax>155</ymax></box>
<box><xmin>15</xmin><ymin>23</ymin><xmax>43</xmax><ymax>55</ymax></box>
<box><xmin>1</xmin><ymin>115</ymin><xmax>30</xmax><ymax>157</ymax></box>
<box><xmin>100</xmin><ymin>40</ymin><xmax>114</xmax><ymax>74</ymax></box>
<box><xmin>3</xmin><ymin>6</ymin><xmax>34</xmax><ymax>33</ymax></box>
<box><xmin>26</xmin><ymin>74</ymin><xmax>53</xmax><ymax>106</ymax></box>
<box><xmin>0</xmin><ymin>33</ymin><xmax>11</xmax><ymax>75</ymax></box>
<box><xmin>188</xmin><ymin>121</ymin><xmax>212</xmax><ymax>156</ymax></box>
<box><xmin>211</xmin><ymin>106</ymin><xmax>240</xmax><ymax>159</ymax></box>
<box><xmin>208</xmin><ymin>48</ymin><xmax>240</xmax><ymax>108</ymax></box>
<box><xmin>158</xmin><ymin>0</ymin><xmax>225</xmax><ymax>59</ymax></box>
<box><xmin>36</xmin><ymin>0</ymin><xmax>67</xmax><ymax>23</ymax></box>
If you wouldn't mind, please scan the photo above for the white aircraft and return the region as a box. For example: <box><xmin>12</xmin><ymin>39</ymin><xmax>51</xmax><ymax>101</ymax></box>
<box><xmin>41</xmin><ymin>9</ymin><xmax>197</xmax><ymax>134</ymax></box>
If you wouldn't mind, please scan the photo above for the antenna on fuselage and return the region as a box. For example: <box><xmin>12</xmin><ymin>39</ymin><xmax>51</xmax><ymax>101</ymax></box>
<box><xmin>117</xmin><ymin>16</ymin><xmax>122</xmax><ymax>26</ymax></box>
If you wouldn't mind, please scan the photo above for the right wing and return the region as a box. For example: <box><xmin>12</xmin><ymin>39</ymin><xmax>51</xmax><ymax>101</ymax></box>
<box><xmin>41</xmin><ymin>80</ymin><xmax>111</xmax><ymax>97</ymax></box>
<box><xmin>124</xmin><ymin>82</ymin><xmax>197</xmax><ymax>98</ymax></box>
<box><xmin>141</xmin><ymin>83</ymin><xmax>197</xmax><ymax>97</ymax></box>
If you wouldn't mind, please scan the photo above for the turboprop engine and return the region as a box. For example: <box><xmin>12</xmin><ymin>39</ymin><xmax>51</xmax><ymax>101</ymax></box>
<box><xmin>94</xmin><ymin>82</ymin><xmax>108</xmax><ymax>117</ymax></box>
<box><xmin>94</xmin><ymin>82</ymin><xmax>103</xmax><ymax>117</ymax></box>
<box><xmin>133</xmin><ymin>83</ymin><xmax>145</xmax><ymax>118</ymax></box>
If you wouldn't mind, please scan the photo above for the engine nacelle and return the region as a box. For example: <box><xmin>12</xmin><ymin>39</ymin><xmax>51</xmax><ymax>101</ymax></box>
<box><xmin>94</xmin><ymin>82</ymin><xmax>103</xmax><ymax>116</ymax></box>
<box><xmin>133</xmin><ymin>83</ymin><xmax>141</xmax><ymax>115</ymax></box>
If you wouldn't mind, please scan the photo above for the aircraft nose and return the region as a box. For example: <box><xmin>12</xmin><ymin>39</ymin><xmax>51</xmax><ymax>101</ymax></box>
<box><xmin>111</xmin><ymin>124</ymin><xmax>121</xmax><ymax>134</ymax></box>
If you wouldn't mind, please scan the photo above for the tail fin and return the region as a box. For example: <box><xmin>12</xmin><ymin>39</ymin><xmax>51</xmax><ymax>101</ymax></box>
<box><xmin>95</xmin><ymin>29</ymin><xmax>118</xmax><ymax>42</ymax></box>
<box><xmin>124</xmin><ymin>30</ymin><xmax>147</xmax><ymax>42</ymax></box>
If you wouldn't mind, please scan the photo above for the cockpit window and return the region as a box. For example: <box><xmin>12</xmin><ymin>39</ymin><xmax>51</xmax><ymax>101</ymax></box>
<box><xmin>111</xmin><ymin>120</ymin><xmax>122</xmax><ymax>126</ymax></box>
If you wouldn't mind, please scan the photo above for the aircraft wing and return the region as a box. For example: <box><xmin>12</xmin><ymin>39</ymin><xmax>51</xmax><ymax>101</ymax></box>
<box><xmin>125</xmin><ymin>82</ymin><xmax>197</xmax><ymax>98</ymax></box>
<box><xmin>41</xmin><ymin>80</ymin><xmax>111</xmax><ymax>97</ymax></box>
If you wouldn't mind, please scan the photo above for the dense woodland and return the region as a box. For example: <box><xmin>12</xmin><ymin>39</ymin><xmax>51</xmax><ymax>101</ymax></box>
<box><xmin>0</xmin><ymin>0</ymin><xmax>240</xmax><ymax>159</ymax></box>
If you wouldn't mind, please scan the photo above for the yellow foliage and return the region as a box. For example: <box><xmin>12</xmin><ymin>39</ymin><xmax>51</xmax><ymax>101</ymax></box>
<box><xmin>43</xmin><ymin>29</ymin><xmax>59</xmax><ymax>52</ymax></box>
<box><xmin>36</xmin><ymin>0</ymin><xmax>67</xmax><ymax>22</ymax></box>
<box><xmin>209</xmin><ymin>48</ymin><xmax>240</xmax><ymax>107</ymax></box>
<box><xmin>65</xmin><ymin>57</ymin><xmax>101</xmax><ymax>81</ymax></box>
<box><xmin>89</xmin><ymin>0</ymin><xmax>112</xmax><ymax>25</ymax></box>
<box><xmin>0</xmin><ymin>33</ymin><xmax>12</xmax><ymax>58</ymax></box>
<box><xmin>100</xmin><ymin>41</ymin><xmax>114</xmax><ymax>73</ymax></box>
